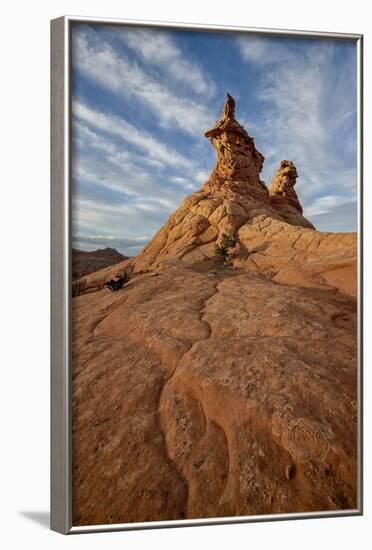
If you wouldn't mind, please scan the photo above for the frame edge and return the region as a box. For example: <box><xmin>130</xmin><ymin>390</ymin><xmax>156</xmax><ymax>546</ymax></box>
<box><xmin>51</xmin><ymin>15</ymin><xmax>71</xmax><ymax>535</ymax></box>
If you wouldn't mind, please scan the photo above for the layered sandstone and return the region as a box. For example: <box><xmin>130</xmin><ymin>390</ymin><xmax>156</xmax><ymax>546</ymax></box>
<box><xmin>269</xmin><ymin>160</ymin><xmax>315</xmax><ymax>228</ymax></box>
<box><xmin>72</xmin><ymin>95</ymin><xmax>358</xmax><ymax>526</ymax></box>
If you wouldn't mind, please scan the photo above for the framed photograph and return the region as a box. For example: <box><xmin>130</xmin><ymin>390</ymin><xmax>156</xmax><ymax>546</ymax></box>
<box><xmin>51</xmin><ymin>15</ymin><xmax>363</xmax><ymax>534</ymax></box>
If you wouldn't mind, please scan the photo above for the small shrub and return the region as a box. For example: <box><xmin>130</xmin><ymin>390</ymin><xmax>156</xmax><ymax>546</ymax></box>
<box><xmin>214</xmin><ymin>234</ymin><xmax>236</xmax><ymax>266</ymax></box>
<box><xmin>105</xmin><ymin>267</ymin><xmax>132</xmax><ymax>292</ymax></box>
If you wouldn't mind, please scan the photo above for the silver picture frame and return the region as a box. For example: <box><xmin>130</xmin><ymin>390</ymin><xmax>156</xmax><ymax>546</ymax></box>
<box><xmin>51</xmin><ymin>15</ymin><xmax>363</xmax><ymax>534</ymax></box>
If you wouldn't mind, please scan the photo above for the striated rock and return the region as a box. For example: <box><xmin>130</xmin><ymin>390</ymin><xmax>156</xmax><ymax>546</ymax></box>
<box><xmin>72</xmin><ymin>94</ymin><xmax>358</xmax><ymax>525</ymax></box>
<box><xmin>203</xmin><ymin>92</ymin><xmax>265</xmax><ymax>197</ymax></box>
<box><xmin>269</xmin><ymin>160</ymin><xmax>315</xmax><ymax>228</ymax></box>
<box><xmin>269</xmin><ymin>160</ymin><xmax>302</xmax><ymax>211</ymax></box>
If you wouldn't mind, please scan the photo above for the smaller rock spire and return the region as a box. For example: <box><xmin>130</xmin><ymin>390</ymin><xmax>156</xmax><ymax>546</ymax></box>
<box><xmin>269</xmin><ymin>160</ymin><xmax>303</xmax><ymax>213</ymax></box>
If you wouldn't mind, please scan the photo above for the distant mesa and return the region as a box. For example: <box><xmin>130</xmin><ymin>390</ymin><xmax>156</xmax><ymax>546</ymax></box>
<box><xmin>72</xmin><ymin>247</ymin><xmax>128</xmax><ymax>279</ymax></box>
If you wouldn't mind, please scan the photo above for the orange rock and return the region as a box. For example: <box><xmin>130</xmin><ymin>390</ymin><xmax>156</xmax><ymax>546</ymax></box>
<box><xmin>269</xmin><ymin>160</ymin><xmax>302</xmax><ymax>210</ymax></box>
<box><xmin>72</xmin><ymin>266</ymin><xmax>357</xmax><ymax>524</ymax></box>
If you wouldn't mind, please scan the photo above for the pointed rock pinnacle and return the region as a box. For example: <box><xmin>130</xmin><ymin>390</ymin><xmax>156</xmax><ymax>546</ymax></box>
<box><xmin>269</xmin><ymin>160</ymin><xmax>303</xmax><ymax>213</ymax></box>
<box><xmin>268</xmin><ymin>160</ymin><xmax>315</xmax><ymax>228</ymax></box>
<box><xmin>203</xmin><ymin>94</ymin><xmax>265</xmax><ymax>196</ymax></box>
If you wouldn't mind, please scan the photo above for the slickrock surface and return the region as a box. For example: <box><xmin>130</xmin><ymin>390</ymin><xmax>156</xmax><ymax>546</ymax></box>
<box><xmin>73</xmin><ymin>265</ymin><xmax>357</xmax><ymax>524</ymax></box>
<box><xmin>72</xmin><ymin>95</ymin><xmax>358</xmax><ymax>525</ymax></box>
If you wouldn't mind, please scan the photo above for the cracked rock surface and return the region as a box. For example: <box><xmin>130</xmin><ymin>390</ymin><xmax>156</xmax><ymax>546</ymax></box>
<box><xmin>72</xmin><ymin>266</ymin><xmax>357</xmax><ymax>524</ymax></box>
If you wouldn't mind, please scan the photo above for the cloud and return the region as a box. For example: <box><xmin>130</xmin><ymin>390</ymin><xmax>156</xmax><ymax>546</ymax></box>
<box><xmin>72</xmin><ymin>100</ymin><xmax>213</xmax><ymax>230</ymax></box>
<box><xmin>72</xmin><ymin>162</ymin><xmax>184</xmax><ymax>236</ymax></box>
<box><xmin>72</xmin><ymin>100</ymin><xmax>211</xmax><ymax>219</ymax></box>
<box><xmin>73</xmin><ymin>27</ymin><xmax>214</xmax><ymax>135</ymax></box>
<box><xmin>116</xmin><ymin>27</ymin><xmax>215</xmax><ymax>97</ymax></box>
<box><xmin>71</xmin><ymin>125</ymin><xmax>194</xmax><ymax>252</ymax></box>
<box><xmin>73</xmin><ymin>101</ymin><xmax>195</xmax><ymax>171</ymax></box>
<box><xmin>238</xmin><ymin>36</ymin><xmax>292</xmax><ymax>64</ymax></box>
<box><xmin>308</xmin><ymin>200</ymin><xmax>357</xmax><ymax>232</ymax></box>
<box><xmin>72</xmin><ymin>194</ymin><xmax>168</xmax><ymax>250</ymax></box>
<box><xmin>237</xmin><ymin>36</ymin><xmax>357</xmax><ymax>225</ymax></box>
<box><xmin>305</xmin><ymin>195</ymin><xmax>353</xmax><ymax>217</ymax></box>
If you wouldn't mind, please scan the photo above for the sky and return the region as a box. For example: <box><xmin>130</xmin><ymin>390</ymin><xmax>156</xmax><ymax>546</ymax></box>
<box><xmin>71</xmin><ymin>23</ymin><xmax>358</xmax><ymax>256</ymax></box>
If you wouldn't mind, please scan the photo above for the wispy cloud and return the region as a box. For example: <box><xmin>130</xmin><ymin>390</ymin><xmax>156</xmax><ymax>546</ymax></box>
<box><xmin>116</xmin><ymin>27</ymin><xmax>216</xmax><ymax>97</ymax></box>
<box><xmin>308</xmin><ymin>200</ymin><xmax>357</xmax><ymax>232</ymax></box>
<box><xmin>306</xmin><ymin>195</ymin><xmax>353</xmax><ymax>217</ymax></box>
<box><xmin>73</xmin><ymin>27</ymin><xmax>214</xmax><ymax>135</ymax></box>
<box><xmin>237</xmin><ymin>36</ymin><xmax>357</xmax><ymax>227</ymax></box>
<box><xmin>238</xmin><ymin>36</ymin><xmax>293</xmax><ymax>64</ymax></box>
<box><xmin>72</xmin><ymin>100</ymin><xmax>208</xmax><ymax>248</ymax></box>
<box><xmin>73</xmin><ymin>101</ymin><xmax>195</xmax><ymax>171</ymax></box>
<box><xmin>72</xmin><ymin>100</ymin><xmax>209</xmax><ymax>207</ymax></box>
<box><xmin>72</xmin><ymin>194</ymin><xmax>168</xmax><ymax>249</ymax></box>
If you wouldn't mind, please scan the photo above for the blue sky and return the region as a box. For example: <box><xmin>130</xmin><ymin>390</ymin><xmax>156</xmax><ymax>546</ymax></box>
<box><xmin>71</xmin><ymin>23</ymin><xmax>357</xmax><ymax>256</ymax></box>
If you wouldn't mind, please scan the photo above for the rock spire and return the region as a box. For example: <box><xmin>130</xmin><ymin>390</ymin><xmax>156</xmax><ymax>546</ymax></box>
<box><xmin>132</xmin><ymin>95</ymin><xmax>314</xmax><ymax>272</ymax></box>
<box><xmin>269</xmin><ymin>160</ymin><xmax>303</xmax><ymax>213</ymax></box>
<box><xmin>203</xmin><ymin>93</ymin><xmax>265</xmax><ymax>198</ymax></box>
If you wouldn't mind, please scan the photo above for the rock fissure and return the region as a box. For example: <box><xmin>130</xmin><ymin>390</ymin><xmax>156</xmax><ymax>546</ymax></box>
<box><xmin>155</xmin><ymin>278</ymin><xmax>223</xmax><ymax>517</ymax></box>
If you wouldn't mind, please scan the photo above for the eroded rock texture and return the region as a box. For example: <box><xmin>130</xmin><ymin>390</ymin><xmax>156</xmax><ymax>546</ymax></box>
<box><xmin>131</xmin><ymin>95</ymin><xmax>315</xmax><ymax>274</ymax></box>
<box><xmin>72</xmin><ymin>95</ymin><xmax>358</xmax><ymax>525</ymax></box>
<box><xmin>269</xmin><ymin>160</ymin><xmax>313</xmax><ymax>226</ymax></box>
<box><xmin>73</xmin><ymin>266</ymin><xmax>357</xmax><ymax>524</ymax></box>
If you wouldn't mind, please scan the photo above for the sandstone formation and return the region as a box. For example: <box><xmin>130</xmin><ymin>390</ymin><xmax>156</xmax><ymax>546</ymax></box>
<box><xmin>269</xmin><ymin>159</ymin><xmax>313</xmax><ymax>226</ymax></box>
<box><xmin>72</xmin><ymin>95</ymin><xmax>358</xmax><ymax>526</ymax></box>
<box><xmin>78</xmin><ymin>95</ymin><xmax>355</xmax><ymax>297</ymax></box>
<box><xmin>132</xmin><ymin>94</ymin><xmax>315</xmax><ymax>274</ymax></box>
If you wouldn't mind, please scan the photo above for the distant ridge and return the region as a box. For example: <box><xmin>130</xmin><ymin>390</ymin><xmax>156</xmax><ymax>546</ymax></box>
<box><xmin>72</xmin><ymin>247</ymin><xmax>128</xmax><ymax>278</ymax></box>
